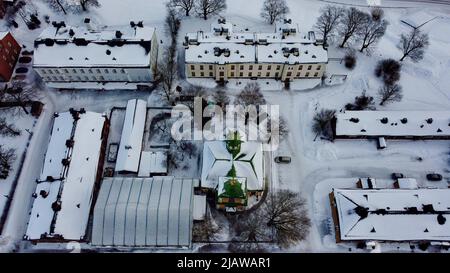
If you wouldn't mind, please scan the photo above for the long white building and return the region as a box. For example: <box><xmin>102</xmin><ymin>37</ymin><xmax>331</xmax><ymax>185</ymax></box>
<box><xmin>33</xmin><ymin>21</ymin><xmax>158</xmax><ymax>89</ymax></box>
<box><xmin>184</xmin><ymin>19</ymin><xmax>328</xmax><ymax>82</ymax></box>
<box><xmin>25</xmin><ymin>110</ymin><xmax>109</xmax><ymax>241</ymax></box>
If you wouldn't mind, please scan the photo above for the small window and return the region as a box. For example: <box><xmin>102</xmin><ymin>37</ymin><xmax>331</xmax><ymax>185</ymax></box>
<box><xmin>200</xmin><ymin>65</ymin><xmax>204</xmax><ymax>70</ymax></box>
<box><xmin>249</xmin><ymin>65</ymin><xmax>253</xmax><ymax>70</ymax></box>
<box><xmin>64</xmin><ymin>69</ymin><xmax>69</xmax><ymax>73</ymax></box>
<box><xmin>219</xmin><ymin>71</ymin><xmax>224</xmax><ymax>77</ymax></box>
<box><xmin>277</xmin><ymin>65</ymin><xmax>281</xmax><ymax>70</ymax></box>
<box><xmin>121</xmin><ymin>69</ymin><xmax>126</xmax><ymax>74</ymax></box>
<box><xmin>48</xmin><ymin>70</ymin><xmax>53</xmax><ymax>74</ymax></box>
<box><xmin>287</xmin><ymin>72</ymin><xmax>292</xmax><ymax>77</ymax></box>
<box><xmin>258</xmin><ymin>65</ymin><xmax>262</xmax><ymax>70</ymax></box>
<box><xmin>307</xmin><ymin>65</ymin><xmax>312</xmax><ymax>70</ymax></box>
<box><xmin>314</xmin><ymin>72</ymin><xmax>318</xmax><ymax>77</ymax></box>
<box><xmin>230</xmin><ymin>72</ymin><xmax>235</xmax><ymax>77</ymax></box>
<box><xmin>209</xmin><ymin>72</ymin><xmax>213</xmax><ymax>77</ymax></box>
<box><xmin>191</xmin><ymin>65</ymin><xmax>195</xmax><ymax>70</ymax></box>
<box><xmin>112</xmin><ymin>69</ymin><xmax>117</xmax><ymax>74</ymax></box>
<box><xmin>240</xmin><ymin>72</ymin><xmax>243</xmax><ymax>77</ymax></box>
<box><xmin>306</xmin><ymin>72</ymin><xmax>310</xmax><ymax>77</ymax></box>
<box><xmin>268</xmin><ymin>65</ymin><xmax>272</xmax><ymax>70</ymax></box>
<box><xmin>299</xmin><ymin>65</ymin><xmax>303</xmax><ymax>70</ymax></box>
<box><xmin>80</xmin><ymin>69</ymin><xmax>85</xmax><ymax>74</ymax></box>
<box><xmin>88</xmin><ymin>69</ymin><xmax>93</xmax><ymax>73</ymax></box>
<box><xmin>317</xmin><ymin>65</ymin><xmax>321</xmax><ymax>70</ymax></box>
<box><xmin>42</xmin><ymin>70</ymin><xmax>47</xmax><ymax>75</ymax></box>
<box><xmin>55</xmin><ymin>70</ymin><xmax>60</xmax><ymax>74</ymax></box>
<box><xmin>231</xmin><ymin>65</ymin><xmax>235</xmax><ymax>70</ymax></box>
<box><xmin>200</xmin><ymin>72</ymin><xmax>204</xmax><ymax>77</ymax></box>
<box><xmin>275</xmin><ymin>72</ymin><xmax>279</xmax><ymax>78</ymax></box>
<box><xmin>240</xmin><ymin>65</ymin><xmax>244</xmax><ymax>70</ymax></box>
<box><xmin>104</xmin><ymin>69</ymin><xmax>109</xmax><ymax>74</ymax></box>
<box><xmin>266</xmin><ymin>72</ymin><xmax>270</xmax><ymax>77</ymax></box>
<box><xmin>296</xmin><ymin>72</ymin><xmax>300</xmax><ymax>77</ymax></box>
<box><xmin>192</xmin><ymin>72</ymin><xmax>196</xmax><ymax>77</ymax></box>
<box><xmin>72</xmin><ymin>69</ymin><xmax>77</xmax><ymax>73</ymax></box>
<box><xmin>97</xmin><ymin>69</ymin><xmax>101</xmax><ymax>73</ymax></box>
<box><xmin>248</xmin><ymin>72</ymin><xmax>252</xmax><ymax>77</ymax></box>
<box><xmin>209</xmin><ymin>65</ymin><xmax>213</xmax><ymax>70</ymax></box>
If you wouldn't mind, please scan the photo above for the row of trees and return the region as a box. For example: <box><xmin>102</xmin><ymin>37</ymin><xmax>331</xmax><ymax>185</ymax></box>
<box><xmin>315</xmin><ymin>5</ymin><xmax>388</xmax><ymax>53</ymax></box>
<box><xmin>167</xmin><ymin>0</ymin><xmax>226</xmax><ymax>20</ymax></box>
<box><xmin>46</xmin><ymin>0</ymin><xmax>100</xmax><ymax>14</ymax></box>
<box><xmin>316</xmin><ymin>5</ymin><xmax>429</xmax><ymax>61</ymax></box>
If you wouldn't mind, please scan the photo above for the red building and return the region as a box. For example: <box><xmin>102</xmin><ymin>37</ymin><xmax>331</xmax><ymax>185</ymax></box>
<box><xmin>0</xmin><ymin>31</ymin><xmax>21</xmax><ymax>82</ymax></box>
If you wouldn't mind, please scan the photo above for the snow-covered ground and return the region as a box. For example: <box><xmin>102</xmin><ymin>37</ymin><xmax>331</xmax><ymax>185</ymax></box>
<box><xmin>0</xmin><ymin>0</ymin><xmax>449</xmax><ymax>252</ymax></box>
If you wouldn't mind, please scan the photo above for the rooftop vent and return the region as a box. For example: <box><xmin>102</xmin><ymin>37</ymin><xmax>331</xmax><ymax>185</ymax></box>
<box><xmin>401</xmin><ymin>118</ymin><xmax>408</xmax><ymax>124</ymax></box>
<box><xmin>137</xmin><ymin>21</ymin><xmax>144</xmax><ymax>28</ymax></box>
<box><xmin>40</xmin><ymin>190</ymin><xmax>48</xmax><ymax>198</ymax></box>
<box><xmin>350</xmin><ymin>118</ymin><xmax>359</xmax><ymax>123</ymax></box>
<box><xmin>130</xmin><ymin>21</ymin><xmax>136</xmax><ymax>27</ymax></box>
<box><xmin>354</xmin><ymin>206</ymin><xmax>369</xmax><ymax>219</ymax></box>
<box><xmin>423</xmin><ymin>204</ymin><xmax>435</xmax><ymax>213</ymax></box>
<box><xmin>84</xmin><ymin>18</ymin><xmax>91</xmax><ymax>24</ymax></box>
<box><xmin>69</xmin><ymin>29</ymin><xmax>75</xmax><ymax>37</ymax></box>
<box><xmin>52</xmin><ymin>201</ymin><xmax>62</xmax><ymax>212</ymax></box>
<box><xmin>437</xmin><ymin>214</ymin><xmax>446</xmax><ymax>225</ymax></box>
<box><xmin>381</xmin><ymin>117</ymin><xmax>388</xmax><ymax>124</ymax></box>
<box><xmin>115</xmin><ymin>31</ymin><xmax>123</xmax><ymax>39</ymax></box>
<box><xmin>106</xmin><ymin>49</ymin><xmax>111</xmax><ymax>55</ymax></box>
<box><xmin>426</xmin><ymin>118</ymin><xmax>433</xmax><ymax>124</ymax></box>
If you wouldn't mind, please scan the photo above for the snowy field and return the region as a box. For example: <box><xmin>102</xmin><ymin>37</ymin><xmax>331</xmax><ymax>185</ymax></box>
<box><xmin>0</xmin><ymin>0</ymin><xmax>449</xmax><ymax>252</ymax></box>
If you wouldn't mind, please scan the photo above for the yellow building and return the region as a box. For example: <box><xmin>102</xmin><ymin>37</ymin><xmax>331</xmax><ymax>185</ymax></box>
<box><xmin>184</xmin><ymin>19</ymin><xmax>328</xmax><ymax>83</ymax></box>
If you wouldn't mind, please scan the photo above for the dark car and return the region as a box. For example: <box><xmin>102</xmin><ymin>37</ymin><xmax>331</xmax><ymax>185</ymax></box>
<box><xmin>426</xmin><ymin>173</ymin><xmax>443</xmax><ymax>181</ymax></box>
<box><xmin>275</xmin><ymin>156</ymin><xmax>291</xmax><ymax>164</ymax></box>
<box><xmin>391</xmin><ymin>173</ymin><xmax>404</xmax><ymax>180</ymax></box>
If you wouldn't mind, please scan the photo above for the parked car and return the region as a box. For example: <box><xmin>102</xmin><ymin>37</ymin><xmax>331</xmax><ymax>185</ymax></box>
<box><xmin>275</xmin><ymin>156</ymin><xmax>291</xmax><ymax>164</ymax></box>
<box><xmin>426</xmin><ymin>173</ymin><xmax>443</xmax><ymax>181</ymax></box>
<box><xmin>391</xmin><ymin>173</ymin><xmax>404</xmax><ymax>180</ymax></box>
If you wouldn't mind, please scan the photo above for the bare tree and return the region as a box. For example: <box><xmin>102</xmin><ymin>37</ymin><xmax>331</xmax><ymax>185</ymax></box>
<box><xmin>195</xmin><ymin>0</ymin><xmax>226</xmax><ymax>20</ymax></box>
<box><xmin>338</xmin><ymin>7</ymin><xmax>366</xmax><ymax>48</ymax></box>
<box><xmin>312</xmin><ymin>109</ymin><xmax>336</xmax><ymax>141</ymax></box>
<box><xmin>192</xmin><ymin>217</ymin><xmax>221</xmax><ymax>242</ymax></box>
<box><xmin>168</xmin><ymin>0</ymin><xmax>195</xmax><ymax>16</ymax></box>
<box><xmin>0</xmin><ymin>117</ymin><xmax>21</xmax><ymax>137</ymax></box>
<box><xmin>165</xmin><ymin>6</ymin><xmax>181</xmax><ymax>43</ymax></box>
<box><xmin>79</xmin><ymin>0</ymin><xmax>100</xmax><ymax>11</ymax></box>
<box><xmin>398</xmin><ymin>28</ymin><xmax>429</xmax><ymax>62</ymax></box>
<box><xmin>371</xmin><ymin>6</ymin><xmax>384</xmax><ymax>21</ymax></box>
<box><xmin>0</xmin><ymin>145</ymin><xmax>16</xmax><ymax>177</ymax></box>
<box><xmin>314</xmin><ymin>5</ymin><xmax>344</xmax><ymax>46</ymax></box>
<box><xmin>261</xmin><ymin>0</ymin><xmax>289</xmax><ymax>25</ymax></box>
<box><xmin>213</xmin><ymin>88</ymin><xmax>230</xmax><ymax>110</ymax></box>
<box><xmin>359</xmin><ymin>15</ymin><xmax>388</xmax><ymax>53</ymax></box>
<box><xmin>378</xmin><ymin>84</ymin><xmax>403</xmax><ymax>106</ymax></box>
<box><xmin>345</xmin><ymin>91</ymin><xmax>375</xmax><ymax>110</ymax></box>
<box><xmin>375</xmin><ymin>58</ymin><xmax>401</xmax><ymax>85</ymax></box>
<box><xmin>2</xmin><ymin>83</ymin><xmax>40</xmax><ymax>115</ymax></box>
<box><xmin>262</xmin><ymin>190</ymin><xmax>311</xmax><ymax>248</ymax></box>
<box><xmin>45</xmin><ymin>0</ymin><xmax>67</xmax><ymax>14</ymax></box>
<box><xmin>230</xmin><ymin>210</ymin><xmax>269</xmax><ymax>252</ymax></box>
<box><xmin>344</xmin><ymin>50</ymin><xmax>356</xmax><ymax>69</ymax></box>
<box><xmin>235</xmin><ymin>83</ymin><xmax>266</xmax><ymax>106</ymax></box>
<box><xmin>158</xmin><ymin>47</ymin><xmax>177</xmax><ymax>104</ymax></box>
<box><xmin>267</xmin><ymin>116</ymin><xmax>289</xmax><ymax>141</ymax></box>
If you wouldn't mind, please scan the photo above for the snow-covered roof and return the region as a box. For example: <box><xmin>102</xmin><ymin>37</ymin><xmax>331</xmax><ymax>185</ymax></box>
<box><xmin>92</xmin><ymin>176</ymin><xmax>196</xmax><ymax>247</ymax></box>
<box><xmin>185</xmin><ymin>43</ymin><xmax>256</xmax><ymax>64</ymax></box>
<box><xmin>333</xmin><ymin>188</ymin><xmax>450</xmax><ymax>241</ymax></box>
<box><xmin>185</xmin><ymin>20</ymin><xmax>327</xmax><ymax>65</ymax></box>
<box><xmin>193</xmin><ymin>195</ymin><xmax>207</xmax><ymax>221</ymax></box>
<box><xmin>53</xmin><ymin>112</ymin><xmax>106</xmax><ymax>240</ymax></box>
<box><xmin>39</xmin><ymin>112</ymin><xmax>73</xmax><ymax>181</ymax></box>
<box><xmin>33</xmin><ymin>25</ymin><xmax>155</xmax><ymax>67</ymax></box>
<box><xmin>257</xmin><ymin>43</ymin><xmax>328</xmax><ymax>64</ymax></box>
<box><xmin>26</xmin><ymin>111</ymin><xmax>107</xmax><ymax>241</ymax></box>
<box><xmin>115</xmin><ymin>99</ymin><xmax>147</xmax><ymax>173</ymax></box>
<box><xmin>336</xmin><ymin>111</ymin><xmax>450</xmax><ymax>138</ymax></box>
<box><xmin>201</xmin><ymin>141</ymin><xmax>264</xmax><ymax>191</ymax></box>
<box><xmin>397</xmin><ymin>178</ymin><xmax>418</xmax><ymax>189</ymax></box>
<box><xmin>138</xmin><ymin>151</ymin><xmax>168</xmax><ymax>177</ymax></box>
<box><xmin>25</xmin><ymin>181</ymin><xmax>62</xmax><ymax>240</ymax></box>
<box><xmin>0</xmin><ymin>31</ymin><xmax>10</xmax><ymax>40</ymax></box>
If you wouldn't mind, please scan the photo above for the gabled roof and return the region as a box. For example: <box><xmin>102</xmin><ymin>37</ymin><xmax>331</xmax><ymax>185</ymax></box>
<box><xmin>115</xmin><ymin>99</ymin><xmax>147</xmax><ymax>173</ymax></box>
<box><xmin>333</xmin><ymin>188</ymin><xmax>450</xmax><ymax>241</ymax></box>
<box><xmin>201</xmin><ymin>141</ymin><xmax>264</xmax><ymax>191</ymax></box>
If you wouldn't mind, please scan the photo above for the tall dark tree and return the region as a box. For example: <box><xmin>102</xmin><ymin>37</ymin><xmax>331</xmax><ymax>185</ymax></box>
<box><xmin>378</xmin><ymin>84</ymin><xmax>403</xmax><ymax>106</ymax></box>
<box><xmin>195</xmin><ymin>0</ymin><xmax>226</xmax><ymax>20</ymax></box>
<box><xmin>0</xmin><ymin>117</ymin><xmax>21</xmax><ymax>137</ymax></box>
<box><xmin>0</xmin><ymin>145</ymin><xmax>16</xmax><ymax>176</ymax></box>
<box><xmin>338</xmin><ymin>7</ymin><xmax>366</xmax><ymax>48</ymax></box>
<box><xmin>261</xmin><ymin>0</ymin><xmax>289</xmax><ymax>25</ymax></box>
<box><xmin>262</xmin><ymin>190</ymin><xmax>311</xmax><ymax>248</ymax></box>
<box><xmin>79</xmin><ymin>0</ymin><xmax>100</xmax><ymax>11</ymax></box>
<box><xmin>312</xmin><ymin>109</ymin><xmax>336</xmax><ymax>141</ymax></box>
<box><xmin>359</xmin><ymin>15</ymin><xmax>388</xmax><ymax>53</ymax></box>
<box><xmin>235</xmin><ymin>83</ymin><xmax>266</xmax><ymax>106</ymax></box>
<box><xmin>375</xmin><ymin>59</ymin><xmax>401</xmax><ymax>85</ymax></box>
<box><xmin>314</xmin><ymin>5</ymin><xmax>344</xmax><ymax>46</ymax></box>
<box><xmin>168</xmin><ymin>0</ymin><xmax>195</xmax><ymax>16</ymax></box>
<box><xmin>398</xmin><ymin>28</ymin><xmax>429</xmax><ymax>62</ymax></box>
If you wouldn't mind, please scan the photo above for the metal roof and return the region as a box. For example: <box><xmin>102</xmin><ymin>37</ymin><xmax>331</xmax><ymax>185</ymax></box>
<box><xmin>92</xmin><ymin>176</ymin><xmax>196</xmax><ymax>247</ymax></box>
